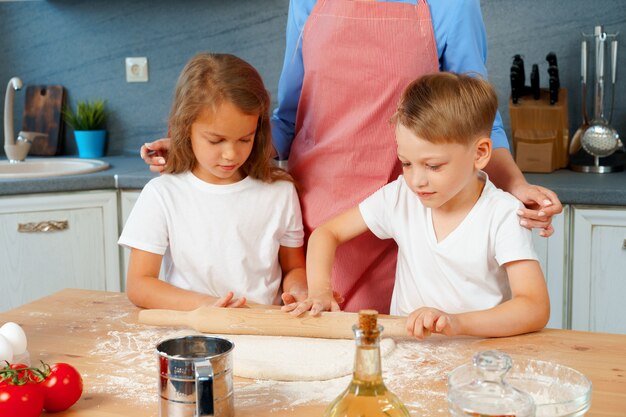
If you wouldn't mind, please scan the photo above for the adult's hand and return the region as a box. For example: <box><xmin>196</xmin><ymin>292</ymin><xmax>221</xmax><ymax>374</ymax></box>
<box><xmin>509</xmin><ymin>183</ymin><xmax>563</xmax><ymax>237</ymax></box>
<box><xmin>140</xmin><ymin>138</ymin><xmax>171</xmax><ymax>173</ymax></box>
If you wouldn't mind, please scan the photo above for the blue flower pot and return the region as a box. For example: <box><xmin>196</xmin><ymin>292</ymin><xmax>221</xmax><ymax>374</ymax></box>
<box><xmin>75</xmin><ymin>130</ymin><xmax>106</xmax><ymax>158</ymax></box>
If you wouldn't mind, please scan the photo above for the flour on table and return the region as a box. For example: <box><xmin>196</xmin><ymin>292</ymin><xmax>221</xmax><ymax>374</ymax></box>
<box><xmin>223</xmin><ymin>334</ymin><xmax>395</xmax><ymax>381</ymax></box>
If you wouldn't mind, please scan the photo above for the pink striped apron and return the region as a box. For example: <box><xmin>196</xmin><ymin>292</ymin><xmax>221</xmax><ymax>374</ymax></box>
<box><xmin>289</xmin><ymin>0</ymin><xmax>438</xmax><ymax>313</ymax></box>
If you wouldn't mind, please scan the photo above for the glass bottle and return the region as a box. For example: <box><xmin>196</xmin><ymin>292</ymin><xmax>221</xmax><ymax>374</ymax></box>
<box><xmin>323</xmin><ymin>310</ymin><xmax>411</xmax><ymax>417</ymax></box>
<box><xmin>447</xmin><ymin>350</ymin><xmax>535</xmax><ymax>417</ymax></box>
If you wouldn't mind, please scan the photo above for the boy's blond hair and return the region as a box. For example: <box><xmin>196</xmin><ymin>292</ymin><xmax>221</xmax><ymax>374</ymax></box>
<box><xmin>392</xmin><ymin>72</ymin><xmax>498</xmax><ymax>145</ymax></box>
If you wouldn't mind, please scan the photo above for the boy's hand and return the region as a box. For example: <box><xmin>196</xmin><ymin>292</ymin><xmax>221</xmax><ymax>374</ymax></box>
<box><xmin>406</xmin><ymin>307</ymin><xmax>458</xmax><ymax>339</ymax></box>
<box><xmin>281</xmin><ymin>289</ymin><xmax>340</xmax><ymax>316</ymax></box>
<box><xmin>212</xmin><ymin>291</ymin><xmax>247</xmax><ymax>308</ymax></box>
<box><xmin>140</xmin><ymin>138</ymin><xmax>171</xmax><ymax>173</ymax></box>
<box><xmin>281</xmin><ymin>290</ymin><xmax>308</xmax><ymax>305</ymax></box>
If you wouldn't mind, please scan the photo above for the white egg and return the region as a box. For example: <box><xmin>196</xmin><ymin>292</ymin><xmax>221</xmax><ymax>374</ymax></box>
<box><xmin>0</xmin><ymin>322</ymin><xmax>27</xmax><ymax>355</ymax></box>
<box><xmin>0</xmin><ymin>334</ymin><xmax>13</xmax><ymax>363</ymax></box>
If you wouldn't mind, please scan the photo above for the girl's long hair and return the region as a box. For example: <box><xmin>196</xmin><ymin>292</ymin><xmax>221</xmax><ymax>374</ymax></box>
<box><xmin>164</xmin><ymin>52</ymin><xmax>292</xmax><ymax>183</ymax></box>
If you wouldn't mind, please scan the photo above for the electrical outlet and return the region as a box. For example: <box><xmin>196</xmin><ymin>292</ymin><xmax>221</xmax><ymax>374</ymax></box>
<box><xmin>126</xmin><ymin>57</ymin><xmax>149</xmax><ymax>82</ymax></box>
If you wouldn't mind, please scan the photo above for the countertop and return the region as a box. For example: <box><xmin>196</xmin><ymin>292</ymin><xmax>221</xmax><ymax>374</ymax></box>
<box><xmin>0</xmin><ymin>155</ymin><xmax>625</xmax><ymax>206</ymax></box>
<box><xmin>1</xmin><ymin>289</ymin><xmax>625</xmax><ymax>416</ymax></box>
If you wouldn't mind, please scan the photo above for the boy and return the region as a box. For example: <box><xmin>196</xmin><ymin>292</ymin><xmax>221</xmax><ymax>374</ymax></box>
<box><xmin>284</xmin><ymin>72</ymin><xmax>550</xmax><ymax>339</ymax></box>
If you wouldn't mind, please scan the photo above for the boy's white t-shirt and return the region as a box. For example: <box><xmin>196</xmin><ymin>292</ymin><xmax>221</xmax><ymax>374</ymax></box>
<box><xmin>118</xmin><ymin>172</ymin><xmax>304</xmax><ymax>305</ymax></box>
<box><xmin>359</xmin><ymin>172</ymin><xmax>538</xmax><ymax>316</ymax></box>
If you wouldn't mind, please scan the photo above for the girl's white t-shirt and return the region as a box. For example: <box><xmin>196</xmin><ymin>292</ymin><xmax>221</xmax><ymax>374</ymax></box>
<box><xmin>359</xmin><ymin>173</ymin><xmax>538</xmax><ymax>316</ymax></box>
<box><xmin>118</xmin><ymin>172</ymin><xmax>304</xmax><ymax>305</ymax></box>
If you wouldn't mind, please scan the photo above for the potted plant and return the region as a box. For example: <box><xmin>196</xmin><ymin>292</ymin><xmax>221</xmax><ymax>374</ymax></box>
<box><xmin>63</xmin><ymin>99</ymin><xmax>107</xmax><ymax>158</ymax></box>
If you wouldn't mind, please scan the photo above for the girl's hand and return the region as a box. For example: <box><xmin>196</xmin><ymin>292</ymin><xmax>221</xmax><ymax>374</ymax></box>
<box><xmin>509</xmin><ymin>183</ymin><xmax>563</xmax><ymax>237</ymax></box>
<box><xmin>212</xmin><ymin>291</ymin><xmax>247</xmax><ymax>308</ymax></box>
<box><xmin>140</xmin><ymin>138</ymin><xmax>171</xmax><ymax>173</ymax></box>
<box><xmin>281</xmin><ymin>290</ymin><xmax>340</xmax><ymax>316</ymax></box>
<box><xmin>406</xmin><ymin>307</ymin><xmax>458</xmax><ymax>339</ymax></box>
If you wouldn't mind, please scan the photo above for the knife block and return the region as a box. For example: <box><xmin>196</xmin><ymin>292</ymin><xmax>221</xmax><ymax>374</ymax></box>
<box><xmin>509</xmin><ymin>88</ymin><xmax>569</xmax><ymax>173</ymax></box>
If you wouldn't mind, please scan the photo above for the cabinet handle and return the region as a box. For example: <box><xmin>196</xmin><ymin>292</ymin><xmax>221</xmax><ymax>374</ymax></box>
<box><xmin>18</xmin><ymin>220</ymin><xmax>69</xmax><ymax>233</ymax></box>
<box><xmin>623</xmin><ymin>239</ymin><xmax>626</xmax><ymax>249</ymax></box>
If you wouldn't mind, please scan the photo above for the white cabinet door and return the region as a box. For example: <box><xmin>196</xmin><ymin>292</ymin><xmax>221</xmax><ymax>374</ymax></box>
<box><xmin>119</xmin><ymin>190</ymin><xmax>141</xmax><ymax>291</ymax></box>
<box><xmin>0</xmin><ymin>191</ymin><xmax>120</xmax><ymax>312</ymax></box>
<box><xmin>120</xmin><ymin>190</ymin><xmax>166</xmax><ymax>291</ymax></box>
<box><xmin>531</xmin><ymin>205</ymin><xmax>568</xmax><ymax>329</ymax></box>
<box><xmin>571</xmin><ymin>207</ymin><xmax>626</xmax><ymax>333</ymax></box>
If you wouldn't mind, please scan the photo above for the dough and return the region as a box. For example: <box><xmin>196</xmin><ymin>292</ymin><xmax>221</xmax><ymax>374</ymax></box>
<box><xmin>167</xmin><ymin>330</ymin><xmax>396</xmax><ymax>381</ymax></box>
<box><xmin>224</xmin><ymin>334</ymin><xmax>396</xmax><ymax>381</ymax></box>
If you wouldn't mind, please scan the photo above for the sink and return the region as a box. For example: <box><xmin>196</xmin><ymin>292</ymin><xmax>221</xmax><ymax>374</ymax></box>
<box><xmin>0</xmin><ymin>158</ymin><xmax>110</xmax><ymax>179</ymax></box>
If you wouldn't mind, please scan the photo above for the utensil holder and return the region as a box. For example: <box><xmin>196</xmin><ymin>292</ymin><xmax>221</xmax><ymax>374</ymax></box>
<box><xmin>509</xmin><ymin>88</ymin><xmax>569</xmax><ymax>173</ymax></box>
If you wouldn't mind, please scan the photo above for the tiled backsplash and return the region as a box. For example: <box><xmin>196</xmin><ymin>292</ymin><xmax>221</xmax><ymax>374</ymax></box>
<box><xmin>0</xmin><ymin>0</ymin><xmax>624</xmax><ymax>157</ymax></box>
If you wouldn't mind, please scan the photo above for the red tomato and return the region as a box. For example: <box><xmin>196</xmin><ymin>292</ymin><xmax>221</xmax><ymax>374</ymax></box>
<box><xmin>41</xmin><ymin>363</ymin><xmax>83</xmax><ymax>412</ymax></box>
<box><xmin>0</xmin><ymin>382</ymin><xmax>44</xmax><ymax>417</ymax></box>
<box><xmin>9</xmin><ymin>364</ymin><xmax>41</xmax><ymax>383</ymax></box>
<box><xmin>0</xmin><ymin>364</ymin><xmax>43</xmax><ymax>387</ymax></box>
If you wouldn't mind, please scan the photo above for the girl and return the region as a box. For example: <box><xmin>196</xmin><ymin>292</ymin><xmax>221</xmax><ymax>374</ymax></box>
<box><xmin>119</xmin><ymin>53</ymin><xmax>307</xmax><ymax>310</ymax></box>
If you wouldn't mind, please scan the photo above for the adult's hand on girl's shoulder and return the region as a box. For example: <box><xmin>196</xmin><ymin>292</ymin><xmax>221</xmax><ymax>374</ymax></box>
<box><xmin>510</xmin><ymin>183</ymin><xmax>563</xmax><ymax>238</ymax></box>
<box><xmin>212</xmin><ymin>291</ymin><xmax>248</xmax><ymax>308</ymax></box>
<box><xmin>140</xmin><ymin>138</ymin><xmax>171</xmax><ymax>173</ymax></box>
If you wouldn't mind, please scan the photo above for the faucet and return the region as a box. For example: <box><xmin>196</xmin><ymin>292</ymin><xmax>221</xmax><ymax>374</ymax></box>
<box><xmin>4</xmin><ymin>77</ymin><xmax>48</xmax><ymax>163</ymax></box>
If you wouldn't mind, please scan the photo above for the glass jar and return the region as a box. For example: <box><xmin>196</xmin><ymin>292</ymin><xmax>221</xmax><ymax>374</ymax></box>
<box><xmin>448</xmin><ymin>350</ymin><xmax>535</xmax><ymax>417</ymax></box>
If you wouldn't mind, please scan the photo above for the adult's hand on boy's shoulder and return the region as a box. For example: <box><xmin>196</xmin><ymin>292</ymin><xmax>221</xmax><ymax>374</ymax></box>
<box><xmin>406</xmin><ymin>307</ymin><xmax>458</xmax><ymax>339</ymax></box>
<box><xmin>510</xmin><ymin>183</ymin><xmax>563</xmax><ymax>237</ymax></box>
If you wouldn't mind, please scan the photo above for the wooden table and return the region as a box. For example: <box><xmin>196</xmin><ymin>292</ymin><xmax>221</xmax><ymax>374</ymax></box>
<box><xmin>1</xmin><ymin>289</ymin><xmax>625</xmax><ymax>416</ymax></box>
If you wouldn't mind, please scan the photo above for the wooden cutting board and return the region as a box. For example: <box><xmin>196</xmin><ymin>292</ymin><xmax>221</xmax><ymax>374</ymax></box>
<box><xmin>21</xmin><ymin>85</ymin><xmax>65</xmax><ymax>156</ymax></box>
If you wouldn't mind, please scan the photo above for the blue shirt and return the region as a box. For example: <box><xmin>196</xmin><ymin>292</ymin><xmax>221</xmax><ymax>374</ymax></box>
<box><xmin>271</xmin><ymin>0</ymin><xmax>508</xmax><ymax>159</ymax></box>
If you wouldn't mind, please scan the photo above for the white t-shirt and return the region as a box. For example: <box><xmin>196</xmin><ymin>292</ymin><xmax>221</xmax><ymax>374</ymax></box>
<box><xmin>118</xmin><ymin>172</ymin><xmax>304</xmax><ymax>305</ymax></box>
<box><xmin>359</xmin><ymin>172</ymin><xmax>538</xmax><ymax>316</ymax></box>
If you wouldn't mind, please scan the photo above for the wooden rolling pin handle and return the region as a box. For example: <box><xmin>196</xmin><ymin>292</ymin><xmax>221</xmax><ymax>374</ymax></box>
<box><xmin>378</xmin><ymin>316</ymin><xmax>409</xmax><ymax>338</ymax></box>
<box><xmin>138</xmin><ymin>308</ymin><xmax>190</xmax><ymax>328</ymax></box>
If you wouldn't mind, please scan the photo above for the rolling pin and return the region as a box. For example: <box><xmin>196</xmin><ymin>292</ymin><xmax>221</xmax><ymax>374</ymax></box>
<box><xmin>138</xmin><ymin>306</ymin><xmax>408</xmax><ymax>339</ymax></box>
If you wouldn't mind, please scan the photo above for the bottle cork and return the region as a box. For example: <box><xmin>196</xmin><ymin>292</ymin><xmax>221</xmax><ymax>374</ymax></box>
<box><xmin>358</xmin><ymin>309</ymin><xmax>380</xmax><ymax>343</ymax></box>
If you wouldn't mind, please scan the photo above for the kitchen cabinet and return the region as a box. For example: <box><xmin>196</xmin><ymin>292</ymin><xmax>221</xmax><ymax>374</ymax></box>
<box><xmin>0</xmin><ymin>191</ymin><xmax>120</xmax><ymax>312</ymax></box>
<box><xmin>571</xmin><ymin>206</ymin><xmax>626</xmax><ymax>333</ymax></box>
<box><xmin>119</xmin><ymin>190</ymin><xmax>141</xmax><ymax>291</ymax></box>
<box><xmin>531</xmin><ymin>206</ymin><xmax>569</xmax><ymax>329</ymax></box>
<box><xmin>119</xmin><ymin>190</ymin><xmax>164</xmax><ymax>290</ymax></box>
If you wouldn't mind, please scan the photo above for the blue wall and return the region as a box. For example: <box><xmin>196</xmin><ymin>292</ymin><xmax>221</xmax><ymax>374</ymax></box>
<box><xmin>1</xmin><ymin>0</ymin><xmax>625</xmax><ymax>157</ymax></box>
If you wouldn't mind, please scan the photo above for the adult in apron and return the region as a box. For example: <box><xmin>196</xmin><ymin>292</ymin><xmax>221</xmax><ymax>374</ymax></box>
<box><xmin>287</xmin><ymin>0</ymin><xmax>438</xmax><ymax>314</ymax></box>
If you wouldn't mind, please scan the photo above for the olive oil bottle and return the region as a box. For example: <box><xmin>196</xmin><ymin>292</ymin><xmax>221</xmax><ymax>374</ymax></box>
<box><xmin>324</xmin><ymin>310</ymin><xmax>410</xmax><ymax>417</ymax></box>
